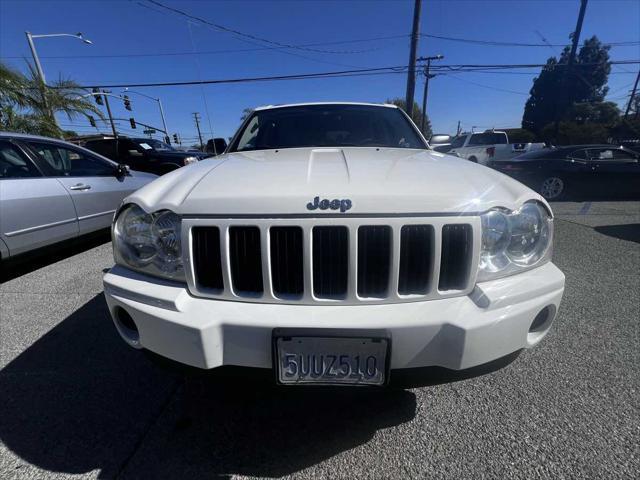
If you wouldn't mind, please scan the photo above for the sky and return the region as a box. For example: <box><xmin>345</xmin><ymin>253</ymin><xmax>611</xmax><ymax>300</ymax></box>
<box><xmin>0</xmin><ymin>0</ymin><xmax>639</xmax><ymax>145</ymax></box>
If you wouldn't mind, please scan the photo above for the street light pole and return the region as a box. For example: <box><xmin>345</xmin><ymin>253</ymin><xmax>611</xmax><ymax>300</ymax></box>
<box><xmin>24</xmin><ymin>31</ymin><xmax>93</xmax><ymax>134</ymax></box>
<box><xmin>25</xmin><ymin>32</ymin><xmax>47</xmax><ymax>84</ymax></box>
<box><xmin>101</xmin><ymin>91</ymin><xmax>118</xmax><ymax>139</ymax></box>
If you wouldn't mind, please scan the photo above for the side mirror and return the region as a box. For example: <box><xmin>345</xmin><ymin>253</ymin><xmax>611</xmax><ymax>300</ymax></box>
<box><xmin>115</xmin><ymin>163</ymin><xmax>130</xmax><ymax>177</ymax></box>
<box><xmin>213</xmin><ymin>138</ymin><xmax>228</xmax><ymax>153</ymax></box>
<box><xmin>206</xmin><ymin>138</ymin><xmax>228</xmax><ymax>154</ymax></box>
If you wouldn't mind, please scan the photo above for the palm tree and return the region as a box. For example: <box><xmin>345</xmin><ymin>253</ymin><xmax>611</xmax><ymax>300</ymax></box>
<box><xmin>0</xmin><ymin>61</ymin><xmax>103</xmax><ymax>138</ymax></box>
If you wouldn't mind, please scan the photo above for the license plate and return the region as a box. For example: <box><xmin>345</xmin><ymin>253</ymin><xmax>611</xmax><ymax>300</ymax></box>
<box><xmin>275</xmin><ymin>336</ymin><xmax>389</xmax><ymax>386</ymax></box>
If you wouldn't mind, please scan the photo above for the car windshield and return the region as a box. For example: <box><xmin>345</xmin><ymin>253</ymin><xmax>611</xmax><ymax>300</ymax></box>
<box><xmin>133</xmin><ymin>139</ymin><xmax>174</xmax><ymax>152</ymax></box>
<box><xmin>230</xmin><ymin>104</ymin><xmax>427</xmax><ymax>152</ymax></box>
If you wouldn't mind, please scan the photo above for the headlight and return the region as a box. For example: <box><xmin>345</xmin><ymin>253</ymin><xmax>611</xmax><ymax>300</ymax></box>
<box><xmin>183</xmin><ymin>156</ymin><xmax>198</xmax><ymax>165</ymax></box>
<box><xmin>478</xmin><ymin>201</ymin><xmax>552</xmax><ymax>282</ymax></box>
<box><xmin>113</xmin><ymin>204</ymin><xmax>185</xmax><ymax>281</ymax></box>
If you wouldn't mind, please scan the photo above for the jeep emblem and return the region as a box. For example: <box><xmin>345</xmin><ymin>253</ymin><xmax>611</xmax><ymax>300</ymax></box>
<box><xmin>306</xmin><ymin>196</ymin><xmax>352</xmax><ymax>213</ymax></box>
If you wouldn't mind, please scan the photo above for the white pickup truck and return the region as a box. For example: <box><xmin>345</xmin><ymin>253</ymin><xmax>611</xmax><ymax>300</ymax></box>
<box><xmin>103</xmin><ymin>103</ymin><xmax>564</xmax><ymax>387</ymax></box>
<box><xmin>448</xmin><ymin>130</ymin><xmax>545</xmax><ymax>165</ymax></box>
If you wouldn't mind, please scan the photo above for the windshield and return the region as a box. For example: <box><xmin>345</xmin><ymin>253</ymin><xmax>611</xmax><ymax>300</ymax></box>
<box><xmin>515</xmin><ymin>148</ymin><xmax>559</xmax><ymax>160</ymax></box>
<box><xmin>133</xmin><ymin>139</ymin><xmax>174</xmax><ymax>152</ymax></box>
<box><xmin>229</xmin><ymin>104</ymin><xmax>427</xmax><ymax>152</ymax></box>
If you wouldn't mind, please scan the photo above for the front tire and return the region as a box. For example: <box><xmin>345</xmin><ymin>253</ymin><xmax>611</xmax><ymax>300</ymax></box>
<box><xmin>540</xmin><ymin>176</ymin><xmax>566</xmax><ymax>200</ymax></box>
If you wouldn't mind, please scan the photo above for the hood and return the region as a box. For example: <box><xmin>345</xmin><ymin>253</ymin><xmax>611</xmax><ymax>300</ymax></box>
<box><xmin>126</xmin><ymin>147</ymin><xmax>547</xmax><ymax>216</ymax></box>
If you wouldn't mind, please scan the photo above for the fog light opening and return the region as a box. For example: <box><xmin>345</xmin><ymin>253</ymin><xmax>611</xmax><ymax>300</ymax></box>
<box><xmin>115</xmin><ymin>307</ymin><xmax>140</xmax><ymax>345</ymax></box>
<box><xmin>529</xmin><ymin>305</ymin><xmax>555</xmax><ymax>333</ymax></box>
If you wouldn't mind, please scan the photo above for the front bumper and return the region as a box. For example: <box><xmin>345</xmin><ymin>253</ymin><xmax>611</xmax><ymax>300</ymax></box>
<box><xmin>103</xmin><ymin>263</ymin><xmax>564</xmax><ymax>372</ymax></box>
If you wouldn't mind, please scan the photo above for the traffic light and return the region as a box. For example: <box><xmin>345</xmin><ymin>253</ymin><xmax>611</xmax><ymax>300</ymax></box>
<box><xmin>129</xmin><ymin>118</ymin><xmax>136</xmax><ymax>129</ymax></box>
<box><xmin>88</xmin><ymin>115</ymin><xmax>96</xmax><ymax>128</ymax></box>
<box><xmin>123</xmin><ymin>95</ymin><xmax>132</xmax><ymax>111</ymax></box>
<box><xmin>92</xmin><ymin>87</ymin><xmax>103</xmax><ymax>105</ymax></box>
<box><xmin>173</xmin><ymin>133</ymin><xmax>179</xmax><ymax>143</ymax></box>
<box><xmin>164</xmin><ymin>135</ymin><xmax>171</xmax><ymax>144</ymax></box>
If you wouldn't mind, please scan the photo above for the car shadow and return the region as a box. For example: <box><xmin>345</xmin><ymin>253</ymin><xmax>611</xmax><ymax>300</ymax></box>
<box><xmin>129</xmin><ymin>374</ymin><xmax>418</xmax><ymax>478</ymax></box>
<box><xmin>594</xmin><ymin>223</ymin><xmax>640</xmax><ymax>244</ymax></box>
<box><xmin>0</xmin><ymin>293</ymin><xmax>418</xmax><ymax>478</ymax></box>
<box><xmin>0</xmin><ymin>230</ymin><xmax>111</xmax><ymax>283</ymax></box>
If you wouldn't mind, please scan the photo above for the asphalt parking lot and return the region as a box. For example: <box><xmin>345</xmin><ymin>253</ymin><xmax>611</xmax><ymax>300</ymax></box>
<box><xmin>0</xmin><ymin>200</ymin><xmax>638</xmax><ymax>479</ymax></box>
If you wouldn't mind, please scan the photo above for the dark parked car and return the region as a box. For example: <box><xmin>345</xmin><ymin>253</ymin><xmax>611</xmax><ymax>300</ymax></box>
<box><xmin>81</xmin><ymin>137</ymin><xmax>210</xmax><ymax>175</ymax></box>
<box><xmin>488</xmin><ymin>145</ymin><xmax>640</xmax><ymax>200</ymax></box>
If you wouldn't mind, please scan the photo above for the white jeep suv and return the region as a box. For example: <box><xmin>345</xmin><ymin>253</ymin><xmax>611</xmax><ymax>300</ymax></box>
<box><xmin>103</xmin><ymin>102</ymin><xmax>565</xmax><ymax>386</ymax></box>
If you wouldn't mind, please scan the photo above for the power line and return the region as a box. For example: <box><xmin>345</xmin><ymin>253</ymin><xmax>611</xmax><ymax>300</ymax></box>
<box><xmin>143</xmin><ymin>0</ymin><xmax>392</xmax><ymax>56</ymax></box>
<box><xmin>57</xmin><ymin>66</ymin><xmax>409</xmax><ymax>89</ymax></box>
<box><xmin>58</xmin><ymin>60</ymin><xmax>640</xmax><ymax>90</ymax></box>
<box><xmin>137</xmin><ymin>1</ymin><xmax>373</xmax><ymax>70</ymax></box>
<box><xmin>441</xmin><ymin>73</ymin><xmax>529</xmax><ymax>96</ymax></box>
<box><xmin>4</xmin><ymin>36</ymin><xmax>638</xmax><ymax>61</ymax></box>
<box><xmin>420</xmin><ymin>32</ymin><xmax>640</xmax><ymax>48</ymax></box>
<box><xmin>0</xmin><ymin>36</ymin><xmax>408</xmax><ymax>60</ymax></box>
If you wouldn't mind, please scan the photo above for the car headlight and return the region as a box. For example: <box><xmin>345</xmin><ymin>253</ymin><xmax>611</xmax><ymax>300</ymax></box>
<box><xmin>183</xmin><ymin>156</ymin><xmax>198</xmax><ymax>166</ymax></box>
<box><xmin>113</xmin><ymin>204</ymin><xmax>185</xmax><ymax>281</ymax></box>
<box><xmin>477</xmin><ymin>201</ymin><xmax>552</xmax><ymax>282</ymax></box>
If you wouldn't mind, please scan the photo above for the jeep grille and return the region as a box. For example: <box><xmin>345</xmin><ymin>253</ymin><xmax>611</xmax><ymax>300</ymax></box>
<box><xmin>187</xmin><ymin>216</ymin><xmax>479</xmax><ymax>305</ymax></box>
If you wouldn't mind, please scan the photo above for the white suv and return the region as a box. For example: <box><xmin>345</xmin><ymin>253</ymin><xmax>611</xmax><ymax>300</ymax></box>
<box><xmin>103</xmin><ymin>103</ymin><xmax>565</xmax><ymax>386</ymax></box>
<box><xmin>449</xmin><ymin>130</ymin><xmax>545</xmax><ymax>165</ymax></box>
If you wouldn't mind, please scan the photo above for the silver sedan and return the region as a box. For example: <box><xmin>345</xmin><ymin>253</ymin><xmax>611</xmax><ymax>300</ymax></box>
<box><xmin>0</xmin><ymin>132</ymin><xmax>156</xmax><ymax>259</ymax></box>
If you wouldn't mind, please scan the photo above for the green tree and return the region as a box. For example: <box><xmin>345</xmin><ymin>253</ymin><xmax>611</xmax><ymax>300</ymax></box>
<box><xmin>0</xmin><ymin>61</ymin><xmax>102</xmax><ymax>138</ymax></box>
<box><xmin>568</xmin><ymin>101</ymin><xmax>620</xmax><ymax>125</ymax></box>
<box><xmin>501</xmin><ymin>128</ymin><xmax>537</xmax><ymax>143</ymax></box>
<box><xmin>385</xmin><ymin>97</ymin><xmax>432</xmax><ymax>138</ymax></box>
<box><xmin>522</xmin><ymin>36</ymin><xmax>613</xmax><ymax>134</ymax></box>
<box><xmin>540</xmin><ymin>121</ymin><xmax>610</xmax><ymax>145</ymax></box>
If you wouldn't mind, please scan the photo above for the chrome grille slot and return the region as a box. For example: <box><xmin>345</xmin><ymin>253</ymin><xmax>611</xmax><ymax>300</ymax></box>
<box><xmin>312</xmin><ymin>226</ymin><xmax>348</xmax><ymax>299</ymax></box>
<box><xmin>357</xmin><ymin>225</ymin><xmax>392</xmax><ymax>298</ymax></box>
<box><xmin>270</xmin><ymin>226</ymin><xmax>304</xmax><ymax>298</ymax></box>
<box><xmin>398</xmin><ymin>225</ymin><xmax>433</xmax><ymax>295</ymax></box>
<box><xmin>229</xmin><ymin>226</ymin><xmax>263</xmax><ymax>295</ymax></box>
<box><xmin>192</xmin><ymin>226</ymin><xmax>224</xmax><ymax>291</ymax></box>
<box><xmin>439</xmin><ymin>224</ymin><xmax>473</xmax><ymax>291</ymax></box>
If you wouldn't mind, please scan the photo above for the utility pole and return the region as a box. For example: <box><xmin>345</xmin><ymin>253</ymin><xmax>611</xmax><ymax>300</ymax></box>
<box><xmin>158</xmin><ymin>100</ymin><xmax>170</xmax><ymax>143</ymax></box>
<box><xmin>456</xmin><ymin>121</ymin><xmax>461</xmax><ymax>136</ymax></box>
<box><xmin>624</xmin><ymin>70</ymin><xmax>640</xmax><ymax>117</ymax></box>
<box><xmin>417</xmin><ymin>54</ymin><xmax>443</xmax><ymax>133</ymax></box>
<box><xmin>556</xmin><ymin>0</ymin><xmax>588</xmax><ymax>127</ymax></box>
<box><xmin>421</xmin><ymin>62</ymin><xmax>432</xmax><ymax>133</ymax></box>
<box><xmin>102</xmin><ymin>90</ymin><xmax>118</xmax><ymax>138</ymax></box>
<box><xmin>567</xmin><ymin>0</ymin><xmax>588</xmax><ymax>76</ymax></box>
<box><xmin>193</xmin><ymin>113</ymin><xmax>204</xmax><ymax>151</ymax></box>
<box><xmin>405</xmin><ymin>0</ymin><xmax>422</xmax><ymax>117</ymax></box>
